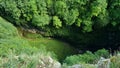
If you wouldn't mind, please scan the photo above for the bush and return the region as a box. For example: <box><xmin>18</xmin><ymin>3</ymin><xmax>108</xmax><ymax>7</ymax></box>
<box><xmin>95</xmin><ymin>49</ymin><xmax>110</xmax><ymax>58</ymax></box>
<box><xmin>32</xmin><ymin>14</ymin><xmax>50</xmax><ymax>27</ymax></box>
<box><xmin>64</xmin><ymin>51</ymin><xmax>96</xmax><ymax>65</ymax></box>
<box><xmin>64</xmin><ymin>49</ymin><xmax>109</xmax><ymax>65</ymax></box>
<box><xmin>53</xmin><ymin>16</ymin><xmax>62</xmax><ymax>28</ymax></box>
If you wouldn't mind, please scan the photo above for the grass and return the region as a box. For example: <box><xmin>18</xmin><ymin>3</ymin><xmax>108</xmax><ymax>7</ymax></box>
<box><xmin>110</xmin><ymin>53</ymin><xmax>120</xmax><ymax>68</ymax></box>
<box><xmin>29</xmin><ymin>38</ymin><xmax>77</xmax><ymax>61</ymax></box>
<box><xmin>17</xmin><ymin>27</ymin><xmax>77</xmax><ymax>61</ymax></box>
<box><xmin>0</xmin><ymin>51</ymin><xmax>60</xmax><ymax>68</ymax></box>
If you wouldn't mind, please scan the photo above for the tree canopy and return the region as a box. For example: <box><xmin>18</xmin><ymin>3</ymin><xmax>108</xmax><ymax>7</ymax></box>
<box><xmin>1</xmin><ymin>0</ymin><xmax>119</xmax><ymax>32</ymax></box>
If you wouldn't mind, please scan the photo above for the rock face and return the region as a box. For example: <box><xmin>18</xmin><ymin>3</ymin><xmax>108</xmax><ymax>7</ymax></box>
<box><xmin>38</xmin><ymin>56</ymin><xmax>61</xmax><ymax>68</ymax></box>
<box><xmin>97</xmin><ymin>57</ymin><xmax>110</xmax><ymax>68</ymax></box>
<box><xmin>70</xmin><ymin>64</ymin><xmax>82</xmax><ymax>68</ymax></box>
<box><xmin>66</xmin><ymin>64</ymin><xmax>96</xmax><ymax>68</ymax></box>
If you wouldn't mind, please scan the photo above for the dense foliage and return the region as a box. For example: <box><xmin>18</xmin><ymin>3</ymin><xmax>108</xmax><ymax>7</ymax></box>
<box><xmin>0</xmin><ymin>0</ymin><xmax>119</xmax><ymax>31</ymax></box>
<box><xmin>64</xmin><ymin>49</ymin><xmax>109</xmax><ymax>65</ymax></box>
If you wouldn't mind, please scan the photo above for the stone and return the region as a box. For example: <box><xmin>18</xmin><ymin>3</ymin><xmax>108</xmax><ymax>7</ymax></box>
<box><xmin>97</xmin><ymin>57</ymin><xmax>110</xmax><ymax>68</ymax></box>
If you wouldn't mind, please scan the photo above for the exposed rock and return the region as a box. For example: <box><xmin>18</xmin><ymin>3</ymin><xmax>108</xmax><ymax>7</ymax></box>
<box><xmin>52</xmin><ymin>61</ymin><xmax>61</xmax><ymax>68</ymax></box>
<box><xmin>97</xmin><ymin>57</ymin><xmax>110</xmax><ymax>68</ymax></box>
<box><xmin>38</xmin><ymin>55</ymin><xmax>61</xmax><ymax>68</ymax></box>
<box><xmin>70</xmin><ymin>64</ymin><xmax>82</xmax><ymax>68</ymax></box>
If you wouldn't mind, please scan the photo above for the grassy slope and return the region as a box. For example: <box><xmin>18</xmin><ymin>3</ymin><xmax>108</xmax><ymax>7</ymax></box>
<box><xmin>0</xmin><ymin>16</ymin><xmax>77</xmax><ymax>62</ymax></box>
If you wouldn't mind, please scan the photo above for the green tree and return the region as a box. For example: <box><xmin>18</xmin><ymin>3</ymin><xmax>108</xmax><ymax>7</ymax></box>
<box><xmin>32</xmin><ymin>14</ymin><xmax>50</xmax><ymax>27</ymax></box>
<box><xmin>63</xmin><ymin>9</ymin><xmax>79</xmax><ymax>25</ymax></box>
<box><xmin>108</xmin><ymin>0</ymin><xmax>120</xmax><ymax>26</ymax></box>
<box><xmin>54</xmin><ymin>1</ymin><xmax>67</xmax><ymax>17</ymax></box>
<box><xmin>53</xmin><ymin>16</ymin><xmax>62</xmax><ymax>28</ymax></box>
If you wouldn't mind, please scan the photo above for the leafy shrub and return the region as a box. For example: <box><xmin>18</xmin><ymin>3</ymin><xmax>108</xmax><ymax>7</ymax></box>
<box><xmin>32</xmin><ymin>14</ymin><xmax>50</xmax><ymax>27</ymax></box>
<box><xmin>64</xmin><ymin>49</ymin><xmax>109</xmax><ymax>65</ymax></box>
<box><xmin>108</xmin><ymin>0</ymin><xmax>120</xmax><ymax>26</ymax></box>
<box><xmin>95</xmin><ymin>49</ymin><xmax>109</xmax><ymax>58</ymax></box>
<box><xmin>53</xmin><ymin>16</ymin><xmax>62</xmax><ymax>28</ymax></box>
<box><xmin>64</xmin><ymin>51</ymin><xmax>96</xmax><ymax>65</ymax></box>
